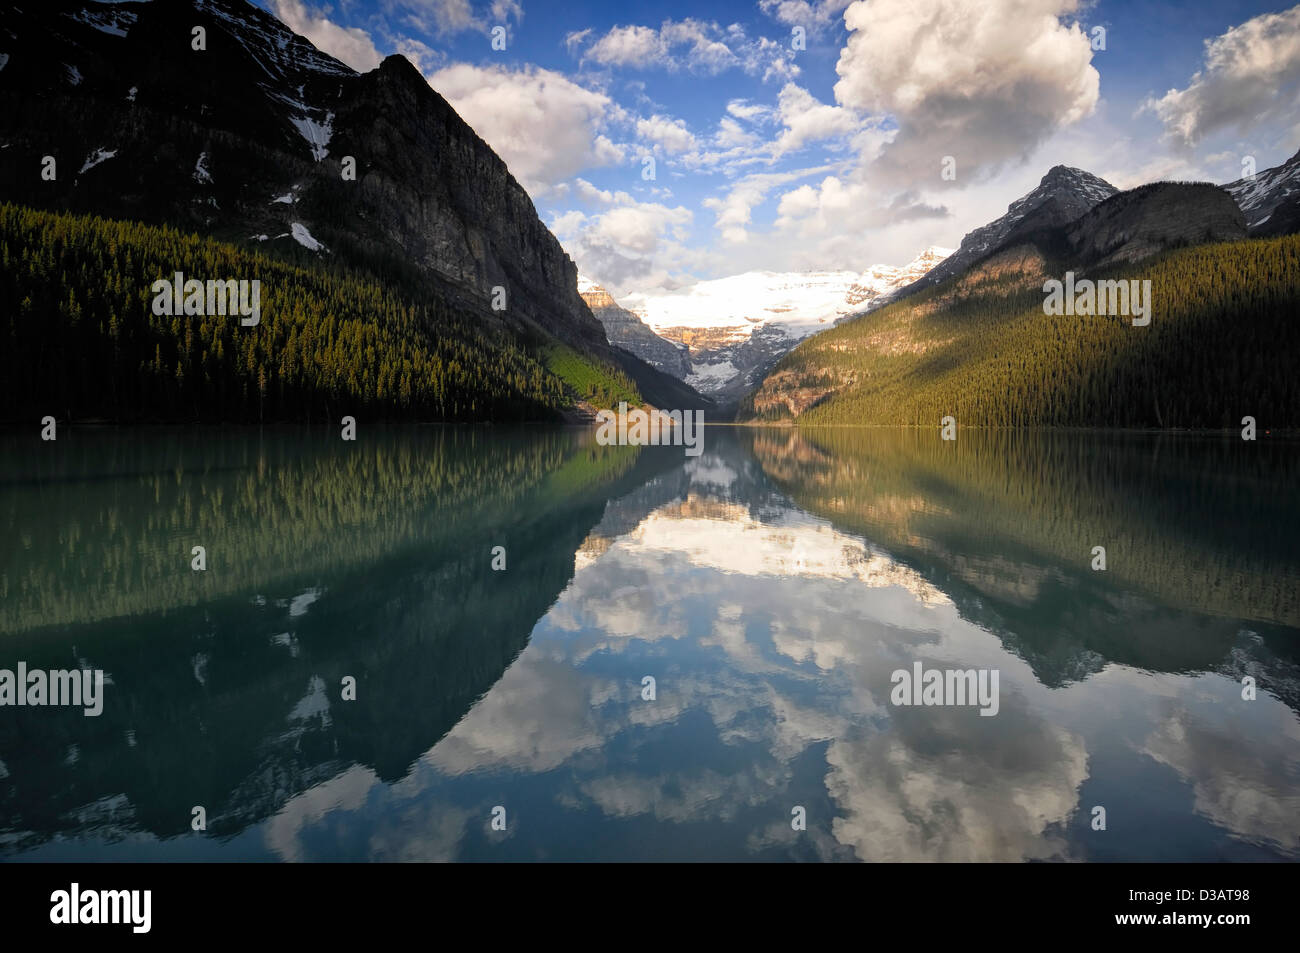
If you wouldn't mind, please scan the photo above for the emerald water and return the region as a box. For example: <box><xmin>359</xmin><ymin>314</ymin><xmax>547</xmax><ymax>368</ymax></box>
<box><xmin>2</xmin><ymin>426</ymin><xmax>1297</xmax><ymax>861</ymax></box>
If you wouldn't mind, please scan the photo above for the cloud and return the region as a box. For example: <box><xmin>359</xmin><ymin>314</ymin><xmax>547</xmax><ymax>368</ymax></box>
<box><xmin>833</xmin><ymin>0</ymin><xmax>1099</xmax><ymax>183</ymax></box>
<box><xmin>776</xmin><ymin>176</ymin><xmax>946</xmax><ymax>234</ymax></box>
<box><xmin>759</xmin><ymin>0</ymin><xmax>853</xmax><ymax>30</ymax></box>
<box><xmin>391</xmin><ymin>36</ymin><xmax>444</xmax><ymax>74</ymax></box>
<box><xmin>636</xmin><ymin>114</ymin><xmax>698</xmax><ymax>155</ymax></box>
<box><xmin>585</xmin><ymin>25</ymin><xmax>666</xmax><ymax>68</ymax></box>
<box><xmin>726</xmin><ymin>99</ymin><xmax>775</xmax><ymax>124</ymax></box>
<box><xmin>398</xmin><ymin>0</ymin><xmax>521</xmax><ymax>36</ymax></box>
<box><xmin>564</xmin><ymin>27</ymin><xmax>593</xmax><ymax>55</ymax></box>
<box><xmin>427</xmin><ymin>63</ymin><xmax>626</xmax><ymax>194</ymax></box>
<box><xmin>1144</xmin><ymin>6</ymin><xmax>1300</xmax><ymax>148</ymax></box>
<box><xmin>704</xmin><ymin>166</ymin><xmax>832</xmax><ymax>243</ymax></box>
<box><xmin>572</xmin><ymin>19</ymin><xmax>797</xmax><ymax>81</ymax></box>
<box><xmin>772</xmin><ymin>82</ymin><xmax>863</xmax><ymax>156</ymax></box>
<box><xmin>716</xmin><ymin>117</ymin><xmax>760</xmax><ymax>149</ymax></box>
<box><xmin>662</xmin><ymin>19</ymin><xmax>740</xmax><ymax>73</ymax></box>
<box><xmin>551</xmin><ymin>195</ymin><xmax>694</xmax><ymax>288</ymax></box>
<box><xmin>419</xmin><ymin>0</ymin><xmax>478</xmax><ymax>34</ymax></box>
<box><xmin>266</xmin><ymin>0</ymin><xmax>383</xmax><ymax>72</ymax></box>
<box><xmin>489</xmin><ymin>0</ymin><xmax>523</xmax><ymax>23</ymax></box>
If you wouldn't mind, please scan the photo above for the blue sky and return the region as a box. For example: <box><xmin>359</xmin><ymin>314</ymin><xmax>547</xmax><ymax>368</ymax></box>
<box><xmin>259</xmin><ymin>0</ymin><xmax>1300</xmax><ymax>300</ymax></box>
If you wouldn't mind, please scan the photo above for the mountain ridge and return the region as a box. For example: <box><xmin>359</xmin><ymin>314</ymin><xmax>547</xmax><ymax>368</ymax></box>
<box><xmin>0</xmin><ymin>0</ymin><xmax>709</xmax><ymax>416</ymax></box>
<box><xmin>738</xmin><ymin>169</ymin><xmax>1298</xmax><ymax>428</ymax></box>
<box><xmin>892</xmin><ymin>166</ymin><xmax>1119</xmax><ymax>301</ymax></box>
<box><xmin>594</xmin><ymin>246</ymin><xmax>952</xmax><ymax>405</ymax></box>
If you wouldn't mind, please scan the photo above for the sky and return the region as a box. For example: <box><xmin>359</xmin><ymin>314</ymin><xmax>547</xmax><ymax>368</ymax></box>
<box><xmin>258</xmin><ymin>0</ymin><xmax>1300</xmax><ymax>301</ymax></box>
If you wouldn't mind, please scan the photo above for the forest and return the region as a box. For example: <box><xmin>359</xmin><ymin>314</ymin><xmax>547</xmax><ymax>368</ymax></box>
<box><xmin>741</xmin><ymin>234</ymin><xmax>1300</xmax><ymax>428</ymax></box>
<box><xmin>0</xmin><ymin>203</ymin><xmax>642</xmax><ymax>424</ymax></box>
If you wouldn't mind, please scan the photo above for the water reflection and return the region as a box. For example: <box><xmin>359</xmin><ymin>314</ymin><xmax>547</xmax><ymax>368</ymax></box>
<box><xmin>1</xmin><ymin>427</ymin><xmax>1297</xmax><ymax>860</ymax></box>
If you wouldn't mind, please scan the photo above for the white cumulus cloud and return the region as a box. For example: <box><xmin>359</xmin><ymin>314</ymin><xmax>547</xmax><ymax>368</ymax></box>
<box><xmin>637</xmin><ymin>114</ymin><xmax>698</xmax><ymax>155</ymax></box>
<box><xmin>833</xmin><ymin>0</ymin><xmax>1100</xmax><ymax>182</ymax></box>
<box><xmin>428</xmin><ymin>63</ymin><xmax>626</xmax><ymax>195</ymax></box>
<box><xmin>1145</xmin><ymin>5</ymin><xmax>1300</xmax><ymax>148</ymax></box>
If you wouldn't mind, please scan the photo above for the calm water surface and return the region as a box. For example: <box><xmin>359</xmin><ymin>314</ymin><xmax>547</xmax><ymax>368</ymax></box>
<box><xmin>1</xmin><ymin>426</ymin><xmax>1297</xmax><ymax>861</ymax></box>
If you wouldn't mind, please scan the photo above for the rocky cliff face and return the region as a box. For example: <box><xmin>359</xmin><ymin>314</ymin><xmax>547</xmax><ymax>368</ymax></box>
<box><xmin>1064</xmin><ymin>182</ymin><xmax>1246</xmax><ymax>266</ymax></box>
<box><xmin>0</xmin><ymin>0</ymin><xmax>610</xmax><ymax>357</ymax></box>
<box><xmin>328</xmin><ymin>55</ymin><xmax>607</xmax><ymax>350</ymax></box>
<box><xmin>579</xmin><ymin>279</ymin><xmax>691</xmax><ymax>377</ymax></box>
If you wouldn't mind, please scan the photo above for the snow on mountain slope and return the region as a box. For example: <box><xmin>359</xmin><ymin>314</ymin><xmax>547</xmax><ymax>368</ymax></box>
<box><xmin>628</xmin><ymin>270</ymin><xmax>865</xmax><ymax>344</ymax></box>
<box><xmin>605</xmin><ymin>247</ymin><xmax>952</xmax><ymax>399</ymax></box>
<box><xmin>625</xmin><ymin>247</ymin><xmax>954</xmax><ymax>345</ymax></box>
<box><xmin>1222</xmin><ymin>147</ymin><xmax>1300</xmax><ymax>236</ymax></box>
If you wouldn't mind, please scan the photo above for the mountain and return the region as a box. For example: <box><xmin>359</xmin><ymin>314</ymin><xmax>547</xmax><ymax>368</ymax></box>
<box><xmin>897</xmin><ymin>166</ymin><xmax>1118</xmax><ymax>298</ymax></box>
<box><xmin>614</xmin><ymin>247</ymin><xmax>951</xmax><ymax>404</ymax></box>
<box><xmin>842</xmin><ymin>245</ymin><xmax>952</xmax><ymax>315</ymax></box>
<box><xmin>1063</xmin><ymin>182</ymin><xmax>1245</xmax><ymax>265</ymax></box>
<box><xmin>0</xmin><ymin>0</ymin><xmax>706</xmax><ymax>418</ymax></box>
<box><xmin>740</xmin><ymin>176</ymin><xmax>1297</xmax><ymax>428</ymax></box>
<box><xmin>578</xmin><ymin>276</ymin><xmax>691</xmax><ymax>378</ymax></box>
<box><xmin>1223</xmin><ymin>147</ymin><xmax>1300</xmax><ymax>237</ymax></box>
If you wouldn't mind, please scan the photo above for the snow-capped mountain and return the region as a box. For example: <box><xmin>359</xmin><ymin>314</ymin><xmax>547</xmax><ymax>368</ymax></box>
<box><xmin>897</xmin><ymin>166</ymin><xmax>1118</xmax><ymax>298</ymax></box>
<box><xmin>840</xmin><ymin>244</ymin><xmax>953</xmax><ymax>319</ymax></box>
<box><xmin>612</xmin><ymin>247</ymin><xmax>952</xmax><ymax>400</ymax></box>
<box><xmin>1223</xmin><ymin>147</ymin><xmax>1300</xmax><ymax>236</ymax></box>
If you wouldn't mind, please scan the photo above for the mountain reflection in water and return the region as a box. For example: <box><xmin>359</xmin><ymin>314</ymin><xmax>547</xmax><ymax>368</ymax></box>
<box><xmin>1</xmin><ymin>426</ymin><xmax>1297</xmax><ymax>861</ymax></box>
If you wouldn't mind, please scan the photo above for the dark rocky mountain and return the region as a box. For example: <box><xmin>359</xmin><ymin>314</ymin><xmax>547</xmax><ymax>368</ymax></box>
<box><xmin>1063</xmin><ymin>182</ymin><xmax>1245</xmax><ymax>266</ymax></box>
<box><xmin>579</xmin><ymin>279</ymin><xmax>692</xmax><ymax>378</ymax></box>
<box><xmin>1223</xmin><ymin>147</ymin><xmax>1300</xmax><ymax>237</ymax></box>
<box><xmin>970</xmin><ymin>180</ymin><xmax>1247</xmax><ymax>269</ymax></box>
<box><xmin>896</xmin><ymin>166</ymin><xmax>1118</xmax><ymax>297</ymax></box>
<box><xmin>0</xmin><ymin>0</ymin><xmax>708</xmax><ymax>411</ymax></box>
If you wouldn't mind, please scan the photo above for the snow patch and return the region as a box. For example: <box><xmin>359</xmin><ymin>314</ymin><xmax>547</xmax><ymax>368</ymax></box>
<box><xmin>686</xmin><ymin>361</ymin><xmax>739</xmax><ymax>389</ymax></box>
<box><xmin>193</xmin><ymin>151</ymin><xmax>212</xmax><ymax>184</ymax></box>
<box><xmin>78</xmin><ymin>147</ymin><xmax>117</xmax><ymax>174</ymax></box>
<box><xmin>271</xmin><ymin>190</ymin><xmax>296</xmax><ymax>204</ymax></box>
<box><xmin>288</xmin><ymin>676</ymin><xmax>331</xmax><ymax>723</ymax></box>
<box><xmin>64</xmin><ymin>64</ymin><xmax>83</xmax><ymax>86</ymax></box>
<box><xmin>66</xmin><ymin>8</ymin><xmax>137</xmax><ymax>37</ymax></box>
<box><xmin>288</xmin><ymin>587</ymin><xmax>322</xmax><ymax>617</ymax></box>
<box><xmin>0</xmin><ymin>54</ymin><xmax>8</xmax><ymax>73</ymax></box>
<box><xmin>288</xmin><ymin>112</ymin><xmax>333</xmax><ymax>161</ymax></box>
<box><xmin>290</xmin><ymin>222</ymin><xmax>325</xmax><ymax>252</ymax></box>
<box><xmin>126</xmin><ymin>85</ymin><xmax>136</xmax><ymax>102</ymax></box>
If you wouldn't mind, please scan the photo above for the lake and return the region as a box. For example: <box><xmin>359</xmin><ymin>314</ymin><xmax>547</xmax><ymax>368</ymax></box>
<box><xmin>1</xmin><ymin>425</ymin><xmax>1297</xmax><ymax>861</ymax></box>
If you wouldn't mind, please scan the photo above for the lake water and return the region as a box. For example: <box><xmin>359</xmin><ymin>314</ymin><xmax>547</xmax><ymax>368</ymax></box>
<box><xmin>2</xmin><ymin>426</ymin><xmax>1298</xmax><ymax>861</ymax></box>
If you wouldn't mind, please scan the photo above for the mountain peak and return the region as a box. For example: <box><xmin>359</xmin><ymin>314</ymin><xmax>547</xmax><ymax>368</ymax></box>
<box><xmin>379</xmin><ymin>53</ymin><xmax>423</xmax><ymax>80</ymax></box>
<box><xmin>1042</xmin><ymin>164</ymin><xmax>1094</xmax><ymax>181</ymax></box>
<box><xmin>896</xmin><ymin>164</ymin><xmax>1118</xmax><ymax>296</ymax></box>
